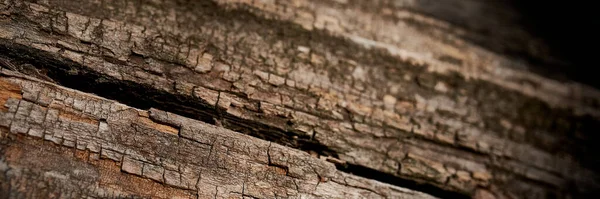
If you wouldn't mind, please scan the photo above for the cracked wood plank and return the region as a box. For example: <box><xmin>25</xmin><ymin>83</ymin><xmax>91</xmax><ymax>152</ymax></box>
<box><xmin>0</xmin><ymin>72</ymin><xmax>431</xmax><ymax>198</ymax></box>
<box><xmin>0</xmin><ymin>73</ymin><xmax>433</xmax><ymax>198</ymax></box>
<box><xmin>0</xmin><ymin>0</ymin><xmax>599</xmax><ymax>198</ymax></box>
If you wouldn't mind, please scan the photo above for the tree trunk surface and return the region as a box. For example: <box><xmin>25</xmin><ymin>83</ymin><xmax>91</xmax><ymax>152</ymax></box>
<box><xmin>0</xmin><ymin>0</ymin><xmax>599</xmax><ymax>198</ymax></box>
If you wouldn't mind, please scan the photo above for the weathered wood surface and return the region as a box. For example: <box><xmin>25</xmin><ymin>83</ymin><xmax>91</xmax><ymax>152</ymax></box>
<box><xmin>0</xmin><ymin>72</ymin><xmax>435</xmax><ymax>198</ymax></box>
<box><xmin>1</xmin><ymin>0</ymin><xmax>599</xmax><ymax>198</ymax></box>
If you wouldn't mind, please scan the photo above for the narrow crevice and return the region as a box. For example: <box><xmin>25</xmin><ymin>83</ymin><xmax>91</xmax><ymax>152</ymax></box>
<box><xmin>0</xmin><ymin>38</ymin><xmax>339</xmax><ymax>160</ymax></box>
<box><xmin>336</xmin><ymin>163</ymin><xmax>470</xmax><ymax>199</ymax></box>
<box><xmin>0</xmin><ymin>40</ymin><xmax>471</xmax><ymax>198</ymax></box>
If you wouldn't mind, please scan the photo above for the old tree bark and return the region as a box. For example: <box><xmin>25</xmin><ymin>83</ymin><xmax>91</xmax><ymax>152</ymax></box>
<box><xmin>1</xmin><ymin>0</ymin><xmax>599</xmax><ymax>198</ymax></box>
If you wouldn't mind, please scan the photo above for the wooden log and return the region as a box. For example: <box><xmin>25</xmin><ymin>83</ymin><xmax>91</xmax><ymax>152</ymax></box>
<box><xmin>1</xmin><ymin>0</ymin><xmax>599</xmax><ymax>198</ymax></box>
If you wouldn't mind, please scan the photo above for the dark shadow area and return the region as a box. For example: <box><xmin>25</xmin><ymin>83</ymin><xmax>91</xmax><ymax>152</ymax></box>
<box><xmin>412</xmin><ymin>0</ymin><xmax>600</xmax><ymax>88</ymax></box>
<box><xmin>513</xmin><ymin>0</ymin><xmax>600</xmax><ymax>88</ymax></box>
<box><xmin>336</xmin><ymin>163</ymin><xmax>470</xmax><ymax>199</ymax></box>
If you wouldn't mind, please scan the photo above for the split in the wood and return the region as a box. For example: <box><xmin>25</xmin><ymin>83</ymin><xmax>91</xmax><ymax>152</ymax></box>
<box><xmin>0</xmin><ymin>73</ymin><xmax>435</xmax><ymax>198</ymax></box>
<box><xmin>1</xmin><ymin>1</ymin><xmax>599</xmax><ymax>197</ymax></box>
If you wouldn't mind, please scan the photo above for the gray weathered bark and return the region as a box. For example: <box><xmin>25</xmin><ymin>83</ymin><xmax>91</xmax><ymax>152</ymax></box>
<box><xmin>1</xmin><ymin>0</ymin><xmax>599</xmax><ymax>198</ymax></box>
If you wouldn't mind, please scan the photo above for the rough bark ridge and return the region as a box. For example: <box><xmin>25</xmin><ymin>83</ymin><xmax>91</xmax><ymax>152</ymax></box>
<box><xmin>0</xmin><ymin>0</ymin><xmax>599</xmax><ymax>198</ymax></box>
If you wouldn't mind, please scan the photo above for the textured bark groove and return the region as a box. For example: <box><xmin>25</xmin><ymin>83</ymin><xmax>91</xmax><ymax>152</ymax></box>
<box><xmin>1</xmin><ymin>0</ymin><xmax>599</xmax><ymax>198</ymax></box>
